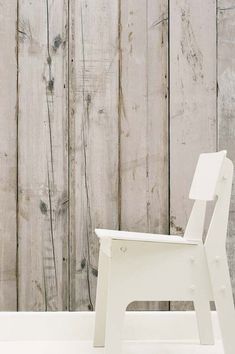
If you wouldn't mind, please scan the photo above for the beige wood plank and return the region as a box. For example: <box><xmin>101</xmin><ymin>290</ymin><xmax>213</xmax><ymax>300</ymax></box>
<box><xmin>170</xmin><ymin>0</ymin><xmax>217</xmax><ymax>310</ymax></box>
<box><xmin>0</xmin><ymin>1</ymin><xmax>17</xmax><ymax>310</ymax></box>
<box><xmin>18</xmin><ymin>0</ymin><xmax>69</xmax><ymax>310</ymax></box>
<box><xmin>69</xmin><ymin>0</ymin><xmax>119</xmax><ymax>310</ymax></box>
<box><xmin>120</xmin><ymin>0</ymin><xmax>169</xmax><ymax>310</ymax></box>
<box><xmin>217</xmin><ymin>0</ymin><xmax>235</xmax><ymax>300</ymax></box>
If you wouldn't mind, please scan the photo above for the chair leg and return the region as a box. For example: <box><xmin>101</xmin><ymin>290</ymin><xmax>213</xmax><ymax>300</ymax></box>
<box><xmin>104</xmin><ymin>258</ymin><xmax>127</xmax><ymax>354</ymax></box>
<box><xmin>105</xmin><ymin>290</ymin><xmax>126</xmax><ymax>354</ymax></box>
<box><xmin>93</xmin><ymin>249</ymin><xmax>110</xmax><ymax>347</ymax></box>
<box><xmin>211</xmin><ymin>259</ymin><xmax>235</xmax><ymax>354</ymax></box>
<box><xmin>194</xmin><ymin>297</ymin><xmax>214</xmax><ymax>345</ymax></box>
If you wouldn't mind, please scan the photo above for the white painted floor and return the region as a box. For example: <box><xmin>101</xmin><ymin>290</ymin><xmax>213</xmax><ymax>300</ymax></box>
<box><xmin>0</xmin><ymin>312</ymin><xmax>224</xmax><ymax>354</ymax></box>
<box><xmin>0</xmin><ymin>340</ymin><xmax>224</xmax><ymax>354</ymax></box>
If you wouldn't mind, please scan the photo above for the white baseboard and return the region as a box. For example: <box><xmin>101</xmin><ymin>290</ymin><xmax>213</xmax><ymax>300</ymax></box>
<box><xmin>0</xmin><ymin>311</ymin><xmax>221</xmax><ymax>342</ymax></box>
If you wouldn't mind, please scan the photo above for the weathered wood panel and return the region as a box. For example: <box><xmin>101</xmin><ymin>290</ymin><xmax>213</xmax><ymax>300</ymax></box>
<box><xmin>18</xmin><ymin>0</ymin><xmax>69</xmax><ymax>310</ymax></box>
<box><xmin>69</xmin><ymin>0</ymin><xmax>119</xmax><ymax>311</ymax></box>
<box><xmin>217</xmin><ymin>0</ymin><xmax>235</xmax><ymax>299</ymax></box>
<box><xmin>170</xmin><ymin>0</ymin><xmax>217</xmax><ymax>310</ymax></box>
<box><xmin>120</xmin><ymin>0</ymin><xmax>169</xmax><ymax>310</ymax></box>
<box><xmin>0</xmin><ymin>1</ymin><xmax>17</xmax><ymax>310</ymax></box>
<box><xmin>1</xmin><ymin>0</ymin><xmax>235</xmax><ymax>312</ymax></box>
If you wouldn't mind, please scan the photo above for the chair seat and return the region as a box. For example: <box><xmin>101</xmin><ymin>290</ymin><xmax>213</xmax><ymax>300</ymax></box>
<box><xmin>95</xmin><ymin>228</ymin><xmax>200</xmax><ymax>245</ymax></box>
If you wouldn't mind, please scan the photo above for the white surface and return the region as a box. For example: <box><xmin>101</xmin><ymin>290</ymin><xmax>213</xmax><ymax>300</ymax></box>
<box><xmin>0</xmin><ymin>311</ymin><xmax>223</xmax><ymax>353</ymax></box>
<box><xmin>95</xmin><ymin>229</ymin><xmax>199</xmax><ymax>244</ymax></box>
<box><xmin>189</xmin><ymin>151</ymin><xmax>226</xmax><ymax>201</ymax></box>
<box><xmin>0</xmin><ymin>340</ymin><xmax>224</xmax><ymax>354</ymax></box>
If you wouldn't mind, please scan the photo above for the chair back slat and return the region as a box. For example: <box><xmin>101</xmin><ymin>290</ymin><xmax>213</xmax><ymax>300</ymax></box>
<box><xmin>189</xmin><ymin>150</ymin><xmax>227</xmax><ymax>201</ymax></box>
<box><xmin>185</xmin><ymin>151</ymin><xmax>233</xmax><ymax>244</ymax></box>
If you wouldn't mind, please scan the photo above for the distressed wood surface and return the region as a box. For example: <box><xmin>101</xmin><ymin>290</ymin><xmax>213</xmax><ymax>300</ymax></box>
<box><xmin>18</xmin><ymin>0</ymin><xmax>69</xmax><ymax>310</ymax></box>
<box><xmin>217</xmin><ymin>0</ymin><xmax>235</xmax><ymax>299</ymax></box>
<box><xmin>120</xmin><ymin>0</ymin><xmax>169</xmax><ymax>310</ymax></box>
<box><xmin>69</xmin><ymin>0</ymin><xmax>119</xmax><ymax>311</ymax></box>
<box><xmin>0</xmin><ymin>1</ymin><xmax>17</xmax><ymax>310</ymax></box>
<box><xmin>170</xmin><ymin>0</ymin><xmax>217</xmax><ymax>310</ymax></box>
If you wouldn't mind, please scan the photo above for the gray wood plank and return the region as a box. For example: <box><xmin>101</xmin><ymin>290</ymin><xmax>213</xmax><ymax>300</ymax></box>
<box><xmin>18</xmin><ymin>0</ymin><xmax>69</xmax><ymax>310</ymax></box>
<box><xmin>0</xmin><ymin>0</ymin><xmax>17</xmax><ymax>310</ymax></box>
<box><xmin>69</xmin><ymin>0</ymin><xmax>119</xmax><ymax>310</ymax></box>
<box><xmin>217</xmin><ymin>0</ymin><xmax>235</xmax><ymax>300</ymax></box>
<box><xmin>120</xmin><ymin>0</ymin><xmax>169</xmax><ymax>310</ymax></box>
<box><xmin>170</xmin><ymin>0</ymin><xmax>217</xmax><ymax>310</ymax></box>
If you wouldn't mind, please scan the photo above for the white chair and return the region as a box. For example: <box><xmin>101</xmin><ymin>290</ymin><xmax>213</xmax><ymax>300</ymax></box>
<box><xmin>93</xmin><ymin>150</ymin><xmax>235</xmax><ymax>354</ymax></box>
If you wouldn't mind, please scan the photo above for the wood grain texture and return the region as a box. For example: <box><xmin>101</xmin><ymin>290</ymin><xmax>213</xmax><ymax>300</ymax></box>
<box><xmin>69</xmin><ymin>0</ymin><xmax>119</xmax><ymax>311</ymax></box>
<box><xmin>0</xmin><ymin>1</ymin><xmax>17</xmax><ymax>310</ymax></box>
<box><xmin>217</xmin><ymin>0</ymin><xmax>235</xmax><ymax>299</ymax></box>
<box><xmin>120</xmin><ymin>0</ymin><xmax>169</xmax><ymax>310</ymax></box>
<box><xmin>1</xmin><ymin>0</ymin><xmax>235</xmax><ymax>312</ymax></box>
<box><xmin>18</xmin><ymin>0</ymin><xmax>69</xmax><ymax>310</ymax></box>
<box><xmin>170</xmin><ymin>0</ymin><xmax>217</xmax><ymax>310</ymax></box>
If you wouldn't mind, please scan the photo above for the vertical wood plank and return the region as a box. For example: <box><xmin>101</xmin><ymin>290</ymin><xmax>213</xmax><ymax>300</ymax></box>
<box><xmin>0</xmin><ymin>1</ymin><xmax>17</xmax><ymax>310</ymax></box>
<box><xmin>120</xmin><ymin>0</ymin><xmax>169</xmax><ymax>310</ymax></box>
<box><xmin>170</xmin><ymin>0</ymin><xmax>216</xmax><ymax>310</ymax></box>
<box><xmin>69</xmin><ymin>0</ymin><xmax>119</xmax><ymax>310</ymax></box>
<box><xmin>18</xmin><ymin>0</ymin><xmax>69</xmax><ymax>310</ymax></box>
<box><xmin>218</xmin><ymin>0</ymin><xmax>235</xmax><ymax>299</ymax></box>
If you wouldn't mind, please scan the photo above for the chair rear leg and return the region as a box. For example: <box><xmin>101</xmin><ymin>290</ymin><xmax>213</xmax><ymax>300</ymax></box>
<box><xmin>210</xmin><ymin>259</ymin><xmax>235</xmax><ymax>354</ymax></box>
<box><xmin>194</xmin><ymin>297</ymin><xmax>214</xmax><ymax>345</ymax></box>
<box><xmin>93</xmin><ymin>249</ymin><xmax>109</xmax><ymax>347</ymax></box>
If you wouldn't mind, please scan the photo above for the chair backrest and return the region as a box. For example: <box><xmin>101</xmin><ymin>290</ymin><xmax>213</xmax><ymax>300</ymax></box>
<box><xmin>184</xmin><ymin>151</ymin><xmax>234</xmax><ymax>246</ymax></box>
<box><xmin>189</xmin><ymin>150</ymin><xmax>227</xmax><ymax>201</ymax></box>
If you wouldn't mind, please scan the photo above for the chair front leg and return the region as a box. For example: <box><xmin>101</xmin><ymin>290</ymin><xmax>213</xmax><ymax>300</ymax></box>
<box><xmin>93</xmin><ymin>249</ymin><xmax>110</xmax><ymax>347</ymax></box>
<box><xmin>105</xmin><ymin>279</ymin><xmax>127</xmax><ymax>354</ymax></box>
<box><xmin>104</xmin><ymin>251</ymin><xmax>128</xmax><ymax>354</ymax></box>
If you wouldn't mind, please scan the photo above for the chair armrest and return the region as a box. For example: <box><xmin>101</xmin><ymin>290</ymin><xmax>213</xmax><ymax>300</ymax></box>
<box><xmin>95</xmin><ymin>228</ymin><xmax>200</xmax><ymax>245</ymax></box>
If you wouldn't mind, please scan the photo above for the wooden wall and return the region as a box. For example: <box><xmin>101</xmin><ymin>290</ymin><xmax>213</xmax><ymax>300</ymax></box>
<box><xmin>0</xmin><ymin>0</ymin><xmax>234</xmax><ymax>311</ymax></box>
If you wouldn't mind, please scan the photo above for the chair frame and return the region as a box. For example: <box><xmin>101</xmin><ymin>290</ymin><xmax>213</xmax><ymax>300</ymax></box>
<box><xmin>93</xmin><ymin>151</ymin><xmax>235</xmax><ymax>354</ymax></box>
